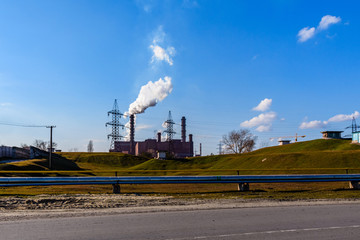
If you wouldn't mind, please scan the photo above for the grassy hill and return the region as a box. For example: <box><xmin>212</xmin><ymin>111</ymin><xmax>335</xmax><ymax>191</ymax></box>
<box><xmin>129</xmin><ymin>139</ymin><xmax>360</xmax><ymax>174</ymax></box>
<box><xmin>1</xmin><ymin>139</ymin><xmax>360</xmax><ymax>174</ymax></box>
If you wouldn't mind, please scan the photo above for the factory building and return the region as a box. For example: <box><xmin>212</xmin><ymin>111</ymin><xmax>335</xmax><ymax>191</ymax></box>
<box><xmin>112</xmin><ymin>115</ymin><xmax>194</xmax><ymax>158</ymax></box>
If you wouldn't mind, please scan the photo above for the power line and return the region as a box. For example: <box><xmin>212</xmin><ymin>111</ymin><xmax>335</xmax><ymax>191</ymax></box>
<box><xmin>0</xmin><ymin>122</ymin><xmax>48</xmax><ymax>128</ymax></box>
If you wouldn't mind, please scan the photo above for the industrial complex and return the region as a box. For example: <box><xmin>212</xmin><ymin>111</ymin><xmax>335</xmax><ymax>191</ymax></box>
<box><xmin>106</xmin><ymin>100</ymin><xmax>194</xmax><ymax>158</ymax></box>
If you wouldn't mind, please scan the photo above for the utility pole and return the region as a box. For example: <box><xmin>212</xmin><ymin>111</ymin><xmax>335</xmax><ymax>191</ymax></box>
<box><xmin>47</xmin><ymin>126</ymin><xmax>56</xmax><ymax>169</ymax></box>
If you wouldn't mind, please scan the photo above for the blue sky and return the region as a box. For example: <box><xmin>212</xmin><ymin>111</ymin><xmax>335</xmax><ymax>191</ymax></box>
<box><xmin>0</xmin><ymin>0</ymin><xmax>359</xmax><ymax>155</ymax></box>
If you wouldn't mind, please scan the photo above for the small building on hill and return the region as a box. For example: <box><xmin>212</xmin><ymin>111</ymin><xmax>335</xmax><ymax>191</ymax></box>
<box><xmin>278</xmin><ymin>140</ymin><xmax>291</xmax><ymax>145</ymax></box>
<box><xmin>321</xmin><ymin>131</ymin><xmax>343</xmax><ymax>139</ymax></box>
<box><xmin>353</xmin><ymin>132</ymin><xmax>360</xmax><ymax>143</ymax></box>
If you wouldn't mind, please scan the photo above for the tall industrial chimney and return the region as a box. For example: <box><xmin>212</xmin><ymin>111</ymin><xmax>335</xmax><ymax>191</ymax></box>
<box><xmin>189</xmin><ymin>134</ymin><xmax>194</xmax><ymax>157</ymax></box>
<box><xmin>181</xmin><ymin>116</ymin><xmax>186</xmax><ymax>142</ymax></box>
<box><xmin>130</xmin><ymin>114</ymin><xmax>135</xmax><ymax>155</ymax></box>
<box><xmin>157</xmin><ymin>132</ymin><xmax>162</xmax><ymax>142</ymax></box>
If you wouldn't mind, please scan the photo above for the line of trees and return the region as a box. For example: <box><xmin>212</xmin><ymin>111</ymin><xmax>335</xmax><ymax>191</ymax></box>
<box><xmin>21</xmin><ymin>140</ymin><xmax>58</xmax><ymax>151</ymax></box>
<box><xmin>21</xmin><ymin>140</ymin><xmax>95</xmax><ymax>152</ymax></box>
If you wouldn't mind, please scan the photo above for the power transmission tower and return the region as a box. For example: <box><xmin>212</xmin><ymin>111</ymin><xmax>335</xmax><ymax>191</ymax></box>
<box><xmin>217</xmin><ymin>141</ymin><xmax>223</xmax><ymax>155</ymax></box>
<box><xmin>164</xmin><ymin>111</ymin><xmax>176</xmax><ymax>141</ymax></box>
<box><xmin>346</xmin><ymin>117</ymin><xmax>360</xmax><ymax>133</ymax></box>
<box><xmin>352</xmin><ymin>117</ymin><xmax>359</xmax><ymax>133</ymax></box>
<box><xmin>106</xmin><ymin>99</ymin><xmax>124</xmax><ymax>150</ymax></box>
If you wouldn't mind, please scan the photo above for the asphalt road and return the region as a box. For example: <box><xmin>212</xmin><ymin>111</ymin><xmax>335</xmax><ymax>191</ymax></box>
<box><xmin>1</xmin><ymin>203</ymin><xmax>360</xmax><ymax>240</ymax></box>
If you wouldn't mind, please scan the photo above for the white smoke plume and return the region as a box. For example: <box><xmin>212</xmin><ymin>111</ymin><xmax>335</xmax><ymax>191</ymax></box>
<box><xmin>125</xmin><ymin>76</ymin><xmax>173</xmax><ymax>116</ymax></box>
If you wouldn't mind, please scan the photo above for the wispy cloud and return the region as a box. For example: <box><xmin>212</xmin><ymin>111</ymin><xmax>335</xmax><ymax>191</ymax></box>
<box><xmin>297</xmin><ymin>15</ymin><xmax>341</xmax><ymax>42</ymax></box>
<box><xmin>182</xmin><ymin>0</ymin><xmax>199</xmax><ymax>8</ymax></box>
<box><xmin>0</xmin><ymin>103</ymin><xmax>12</xmax><ymax>107</ymax></box>
<box><xmin>135</xmin><ymin>0</ymin><xmax>153</xmax><ymax>13</ymax></box>
<box><xmin>136</xmin><ymin>124</ymin><xmax>153</xmax><ymax>131</ymax></box>
<box><xmin>252</xmin><ymin>98</ymin><xmax>272</xmax><ymax>112</ymax></box>
<box><xmin>150</xmin><ymin>26</ymin><xmax>175</xmax><ymax>66</ymax></box>
<box><xmin>297</xmin><ymin>27</ymin><xmax>316</xmax><ymax>42</ymax></box>
<box><xmin>150</xmin><ymin>45</ymin><xmax>175</xmax><ymax>66</ymax></box>
<box><xmin>299</xmin><ymin>111</ymin><xmax>359</xmax><ymax>129</ymax></box>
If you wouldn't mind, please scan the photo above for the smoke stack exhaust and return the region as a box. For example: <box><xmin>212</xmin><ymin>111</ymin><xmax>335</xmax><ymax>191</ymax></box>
<box><xmin>130</xmin><ymin>114</ymin><xmax>135</xmax><ymax>155</ymax></box>
<box><xmin>181</xmin><ymin>116</ymin><xmax>186</xmax><ymax>142</ymax></box>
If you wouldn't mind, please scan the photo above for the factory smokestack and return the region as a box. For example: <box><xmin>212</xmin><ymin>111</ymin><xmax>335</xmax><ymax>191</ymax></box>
<box><xmin>181</xmin><ymin>116</ymin><xmax>186</xmax><ymax>142</ymax></box>
<box><xmin>130</xmin><ymin>114</ymin><xmax>135</xmax><ymax>155</ymax></box>
<box><xmin>157</xmin><ymin>132</ymin><xmax>162</xmax><ymax>142</ymax></box>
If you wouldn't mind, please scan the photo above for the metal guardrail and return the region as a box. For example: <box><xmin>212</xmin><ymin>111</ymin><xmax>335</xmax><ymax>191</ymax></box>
<box><xmin>1</xmin><ymin>174</ymin><xmax>360</xmax><ymax>187</ymax></box>
<box><xmin>1</xmin><ymin>168</ymin><xmax>360</xmax><ymax>176</ymax></box>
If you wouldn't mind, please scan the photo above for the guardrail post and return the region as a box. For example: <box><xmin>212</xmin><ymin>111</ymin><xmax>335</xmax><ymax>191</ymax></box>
<box><xmin>349</xmin><ymin>181</ymin><xmax>360</xmax><ymax>190</ymax></box>
<box><xmin>112</xmin><ymin>184</ymin><xmax>121</xmax><ymax>194</ymax></box>
<box><xmin>238</xmin><ymin>183</ymin><xmax>249</xmax><ymax>192</ymax></box>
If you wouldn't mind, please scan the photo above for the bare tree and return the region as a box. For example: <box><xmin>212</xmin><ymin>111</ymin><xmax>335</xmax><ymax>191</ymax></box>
<box><xmin>87</xmin><ymin>140</ymin><xmax>94</xmax><ymax>152</ymax></box>
<box><xmin>222</xmin><ymin>129</ymin><xmax>257</xmax><ymax>154</ymax></box>
<box><xmin>20</xmin><ymin>143</ymin><xmax>29</xmax><ymax>149</ymax></box>
<box><xmin>33</xmin><ymin>140</ymin><xmax>58</xmax><ymax>151</ymax></box>
<box><xmin>33</xmin><ymin>140</ymin><xmax>47</xmax><ymax>150</ymax></box>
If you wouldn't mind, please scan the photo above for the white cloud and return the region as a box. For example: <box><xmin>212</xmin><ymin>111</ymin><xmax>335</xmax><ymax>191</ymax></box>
<box><xmin>253</xmin><ymin>98</ymin><xmax>272</xmax><ymax>112</ymax></box>
<box><xmin>150</xmin><ymin>45</ymin><xmax>175</xmax><ymax>66</ymax></box>
<box><xmin>299</xmin><ymin>120</ymin><xmax>326</xmax><ymax>129</ymax></box>
<box><xmin>241</xmin><ymin>112</ymin><xmax>277</xmax><ymax>132</ymax></box>
<box><xmin>256</xmin><ymin>125</ymin><xmax>271</xmax><ymax>132</ymax></box>
<box><xmin>327</xmin><ymin>111</ymin><xmax>359</xmax><ymax>123</ymax></box>
<box><xmin>297</xmin><ymin>15</ymin><xmax>341</xmax><ymax>42</ymax></box>
<box><xmin>318</xmin><ymin>15</ymin><xmax>341</xmax><ymax>30</ymax></box>
<box><xmin>150</xmin><ymin>26</ymin><xmax>175</xmax><ymax>66</ymax></box>
<box><xmin>297</xmin><ymin>27</ymin><xmax>316</xmax><ymax>42</ymax></box>
<box><xmin>299</xmin><ymin>111</ymin><xmax>359</xmax><ymax>129</ymax></box>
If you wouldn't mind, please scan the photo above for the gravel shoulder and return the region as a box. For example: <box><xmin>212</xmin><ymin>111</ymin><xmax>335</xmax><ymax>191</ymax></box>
<box><xmin>1</xmin><ymin>194</ymin><xmax>360</xmax><ymax>221</ymax></box>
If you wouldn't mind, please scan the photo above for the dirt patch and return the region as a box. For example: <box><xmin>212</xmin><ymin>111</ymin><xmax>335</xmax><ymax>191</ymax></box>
<box><xmin>1</xmin><ymin>194</ymin><xmax>360</xmax><ymax>222</ymax></box>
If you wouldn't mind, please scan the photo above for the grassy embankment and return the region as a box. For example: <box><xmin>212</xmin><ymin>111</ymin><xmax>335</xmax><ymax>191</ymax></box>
<box><xmin>1</xmin><ymin>139</ymin><xmax>360</xmax><ymax>198</ymax></box>
<box><xmin>63</xmin><ymin>139</ymin><xmax>360</xmax><ymax>175</ymax></box>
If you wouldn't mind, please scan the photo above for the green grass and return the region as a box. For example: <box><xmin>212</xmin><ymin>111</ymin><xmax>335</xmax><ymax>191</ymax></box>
<box><xmin>125</xmin><ymin>139</ymin><xmax>360</xmax><ymax>174</ymax></box>
<box><xmin>2</xmin><ymin>139</ymin><xmax>360</xmax><ymax>174</ymax></box>
<box><xmin>58</xmin><ymin>152</ymin><xmax>149</xmax><ymax>170</ymax></box>
<box><xmin>2</xmin><ymin>139</ymin><xmax>360</xmax><ymax>197</ymax></box>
